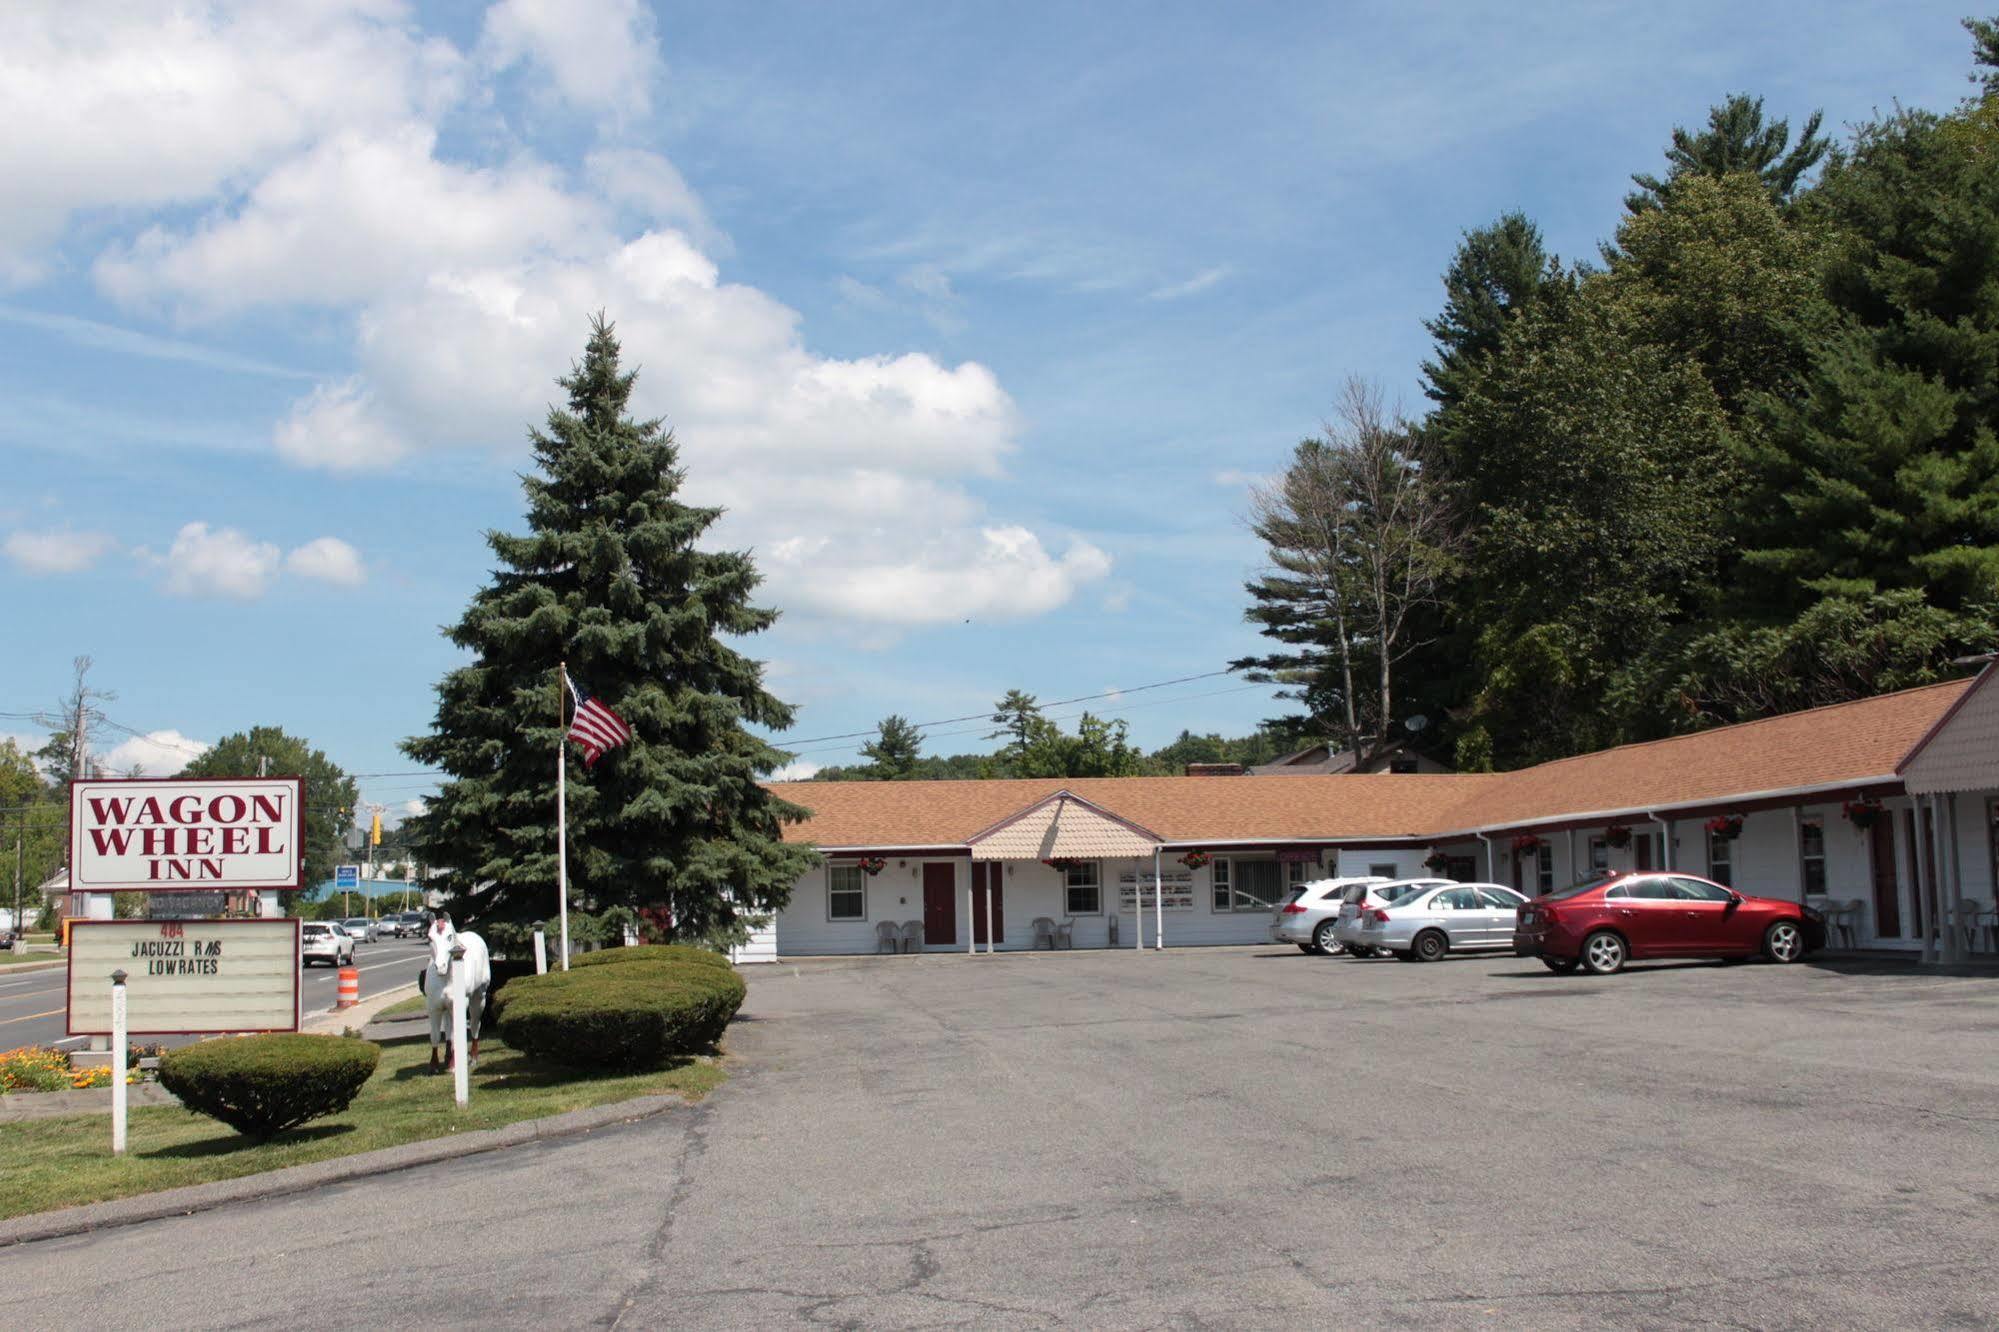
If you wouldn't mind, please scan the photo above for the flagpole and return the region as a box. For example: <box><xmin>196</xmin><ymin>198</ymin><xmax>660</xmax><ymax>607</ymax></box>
<box><xmin>557</xmin><ymin>660</ymin><xmax>571</xmax><ymax>972</ymax></box>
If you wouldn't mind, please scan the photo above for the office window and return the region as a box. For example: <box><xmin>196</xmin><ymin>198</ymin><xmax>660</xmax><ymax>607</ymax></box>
<box><xmin>1368</xmin><ymin>862</ymin><xmax>1398</xmax><ymax>879</ymax></box>
<box><xmin>1285</xmin><ymin>860</ymin><xmax>1316</xmax><ymax>886</ymax></box>
<box><xmin>828</xmin><ymin>865</ymin><xmax>867</xmax><ymax>921</ymax></box>
<box><xmin>1065</xmin><ymin>861</ymin><xmax>1101</xmax><ymax>914</ymax></box>
<box><xmin>1589</xmin><ymin>837</ymin><xmax>1610</xmax><ymax>873</ymax></box>
<box><xmin>1211</xmin><ymin>857</ymin><xmax>1231</xmax><ymax>912</ymax></box>
<box><xmin>1536</xmin><ymin>847</ymin><xmax>1555</xmax><ymax>895</ymax></box>
<box><xmin>1217</xmin><ymin>858</ymin><xmax>1283</xmax><ymax>911</ymax></box>
<box><xmin>1800</xmin><ymin>816</ymin><xmax>1827</xmax><ymax>897</ymax></box>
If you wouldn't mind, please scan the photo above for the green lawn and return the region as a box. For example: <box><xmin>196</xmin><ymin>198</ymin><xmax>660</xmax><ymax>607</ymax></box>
<box><xmin>373</xmin><ymin>993</ymin><xmax>428</xmax><ymax>1020</ymax></box>
<box><xmin>0</xmin><ymin>1031</ymin><xmax>724</xmax><ymax>1220</ymax></box>
<box><xmin>0</xmin><ymin>950</ymin><xmax>63</xmax><ymax>967</ymax></box>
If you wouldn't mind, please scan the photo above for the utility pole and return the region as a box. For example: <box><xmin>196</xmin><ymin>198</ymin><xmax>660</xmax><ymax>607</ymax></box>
<box><xmin>12</xmin><ymin>823</ymin><xmax>22</xmax><ymax>943</ymax></box>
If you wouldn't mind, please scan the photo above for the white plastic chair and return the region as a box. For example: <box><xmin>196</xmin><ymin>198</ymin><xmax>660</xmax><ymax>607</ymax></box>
<box><xmin>875</xmin><ymin>921</ymin><xmax>902</xmax><ymax>954</ymax></box>
<box><xmin>1031</xmin><ymin>917</ymin><xmax>1057</xmax><ymax>950</ymax></box>
<box><xmin>900</xmin><ymin>920</ymin><xmax>924</xmax><ymax>953</ymax></box>
<box><xmin>1055</xmin><ymin>919</ymin><xmax>1075</xmax><ymax>949</ymax></box>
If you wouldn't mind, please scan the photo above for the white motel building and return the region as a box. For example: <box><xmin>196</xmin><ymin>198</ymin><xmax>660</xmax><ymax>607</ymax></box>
<box><xmin>739</xmin><ymin>664</ymin><xmax>1999</xmax><ymax>965</ymax></box>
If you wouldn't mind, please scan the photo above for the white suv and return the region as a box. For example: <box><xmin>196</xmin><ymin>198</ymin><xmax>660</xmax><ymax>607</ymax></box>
<box><xmin>1271</xmin><ymin>877</ymin><xmax>1393</xmax><ymax>955</ymax></box>
<box><xmin>301</xmin><ymin>922</ymin><xmax>355</xmax><ymax>968</ymax></box>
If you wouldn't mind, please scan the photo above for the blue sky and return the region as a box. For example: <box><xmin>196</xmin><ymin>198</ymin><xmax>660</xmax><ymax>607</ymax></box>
<box><xmin>0</xmin><ymin>0</ymin><xmax>1979</xmax><ymax>819</ymax></box>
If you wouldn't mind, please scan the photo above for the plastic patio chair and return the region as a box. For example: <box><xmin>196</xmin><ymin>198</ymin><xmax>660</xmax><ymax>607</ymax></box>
<box><xmin>1055</xmin><ymin>919</ymin><xmax>1075</xmax><ymax>949</ymax></box>
<box><xmin>1031</xmin><ymin>917</ymin><xmax>1057</xmax><ymax>950</ymax></box>
<box><xmin>875</xmin><ymin>920</ymin><xmax>902</xmax><ymax>954</ymax></box>
<box><xmin>900</xmin><ymin>919</ymin><xmax>924</xmax><ymax>953</ymax></box>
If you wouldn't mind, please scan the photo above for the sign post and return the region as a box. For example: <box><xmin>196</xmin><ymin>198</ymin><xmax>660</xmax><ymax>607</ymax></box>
<box><xmin>449</xmin><ymin>942</ymin><xmax>470</xmax><ymax>1108</ymax></box>
<box><xmin>110</xmin><ymin>969</ymin><xmax>128</xmax><ymax>1155</ymax></box>
<box><xmin>335</xmin><ymin>864</ymin><xmax>360</xmax><ymax>918</ymax></box>
<box><xmin>532</xmin><ymin>929</ymin><xmax>547</xmax><ymax>975</ymax></box>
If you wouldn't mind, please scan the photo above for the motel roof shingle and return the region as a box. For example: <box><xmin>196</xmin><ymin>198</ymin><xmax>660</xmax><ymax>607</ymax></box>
<box><xmin>769</xmin><ymin>677</ymin><xmax>1974</xmax><ymax>850</ymax></box>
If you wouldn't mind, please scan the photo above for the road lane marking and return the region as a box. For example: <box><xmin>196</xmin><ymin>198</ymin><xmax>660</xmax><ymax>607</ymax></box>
<box><xmin>0</xmin><ymin>1007</ymin><xmax>64</xmax><ymax>1026</ymax></box>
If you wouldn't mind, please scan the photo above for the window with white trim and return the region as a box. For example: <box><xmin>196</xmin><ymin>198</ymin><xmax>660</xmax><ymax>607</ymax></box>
<box><xmin>1065</xmin><ymin>860</ymin><xmax>1101</xmax><ymax>914</ymax></box>
<box><xmin>1708</xmin><ymin>830</ymin><xmax>1733</xmax><ymax>888</ymax></box>
<box><xmin>1211</xmin><ymin>857</ymin><xmax>1231</xmax><ymax>912</ymax></box>
<box><xmin>1285</xmin><ymin>861</ymin><xmax>1316</xmax><ymax>887</ymax></box>
<box><xmin>1368</xmin><ymin>862</ymin><xmax>1398</xmax><ymax>879</ymax></box>
<box><xmin>1214</xmin><ymin>857</ymin><xmax>1283</xmax><ymax>911</ymax></box>
<box><xmin>828</xmin><ymin>865</ymin><xmax>867</xmax><ymax>921</ymax></box>
<box><xmin>1536</xmin><ymin>847</ymin><xmax>1555</xmax><ymax>895</ymax></box>
<box><xmin>1589</xmin><ymin>837</ymin><xmax>1610</xmax><ymax>873</ymax></box>
<box><xmin>1800</xmin><ymin>816</ymin><xmax>1826</xmax><ymax>897</ymax></box>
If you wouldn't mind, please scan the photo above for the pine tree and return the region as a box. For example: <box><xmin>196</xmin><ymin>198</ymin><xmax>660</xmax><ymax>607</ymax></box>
<box><xmin>1420</xmin><ymin>212</ymin><xmax>1559</xmax><ymax>416</ymax></box>
<box><xmin>1626</xmin><ymin>93</ymin><xmax>1831</xmax><ymax>212</ymax></box>
<box><xmin>859</xmin><ymin>715</ymin><xmax>923</xmax><ymax>780</ymax></box>
<box><xmin>405</xmin><ymin>318</ymin><xmax>817</xmax><ymax>941</ymax></box>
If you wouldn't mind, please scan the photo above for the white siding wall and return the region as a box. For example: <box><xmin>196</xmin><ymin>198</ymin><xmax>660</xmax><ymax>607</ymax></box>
<box><xmin>730</xmin><ymin>917</ymin><xmax>778</xmax><ymax>965</ymax></box>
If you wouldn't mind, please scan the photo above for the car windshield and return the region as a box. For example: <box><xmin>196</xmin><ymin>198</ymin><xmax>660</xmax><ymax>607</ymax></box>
<box><xmin>344</xmin><ymin>919</ymin><xmax>369</xmax><ymax>928</ymax></box>
<box><xmin>1280</xmin><ymin>888</ymin><xmax>1310</xmax><ymax>907</ymax></box>
<box><xmin>1376</xmin><ymin>883</ymin><xmax>1430</xmax><ymax>904</ymax></box>
<box><xmin>1543</xmin><ymin>873</ymin><xmax>1621</xmax><ymax>901</ymax></box>
<box><xmin>303</xmin><ymin>925</ymin><xmax>328</xmax><ymax>936</ymax></box>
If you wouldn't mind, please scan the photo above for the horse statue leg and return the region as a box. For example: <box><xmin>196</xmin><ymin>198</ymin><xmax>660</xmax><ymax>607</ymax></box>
<box><xmin>426</xmin><ymin>983</ymin><xmax>446</xmax><ymax>1075</ymax></box>
<box><xmin>467</xmin><ymin>984</ymin><xmax>488</xmax><ymax>1070</ymax></box>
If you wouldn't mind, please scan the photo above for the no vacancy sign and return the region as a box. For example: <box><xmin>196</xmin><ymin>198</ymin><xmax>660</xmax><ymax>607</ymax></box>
<box><xmin>69</xmin><ymin>776</ymin><xmax>304</xmax><ymax>893</ymax></box>
<box><xmin>67</xmin><ymin>919</ymin><xmax>301</xmax><ymax>1035</ymax></box>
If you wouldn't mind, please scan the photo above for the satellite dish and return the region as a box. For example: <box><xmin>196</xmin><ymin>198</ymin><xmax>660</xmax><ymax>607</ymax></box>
<box><xmin>1404</xmin><ymin>714</ymin><xmax>1429</xmax><ymax>734</ymax></box>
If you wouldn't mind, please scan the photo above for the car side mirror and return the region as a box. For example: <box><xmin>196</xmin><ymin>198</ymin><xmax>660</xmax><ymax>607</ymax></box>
<box><xmin>1726</xmin><ymin>891</ymin><xmax>1743</xmax><ymax>907</ymax></box>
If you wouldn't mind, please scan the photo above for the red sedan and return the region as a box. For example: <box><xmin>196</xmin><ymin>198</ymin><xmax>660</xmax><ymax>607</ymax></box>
<box><xmin>1513</xmin><ymin>871</ymin><xmax>1823</xmax><ymax>975</ymax></box>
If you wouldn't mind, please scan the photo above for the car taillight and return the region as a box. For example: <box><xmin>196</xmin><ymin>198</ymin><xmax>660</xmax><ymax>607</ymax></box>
<box><xmin>1281</xmin><ymin>903</ymin><xmax>1307</xmax><ymax>914</ymax></box>
<box><xmin>1369</xmin><ymin>908</ymin><xmax>1390</xmax><ymax>922</ymax></box>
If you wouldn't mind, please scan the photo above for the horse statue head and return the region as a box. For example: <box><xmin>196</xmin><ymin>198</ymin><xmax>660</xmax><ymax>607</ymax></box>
<box><xmin>426</xmin><ymin>917</ymin><xmax>461</xmax><ymax>980</ymax></box>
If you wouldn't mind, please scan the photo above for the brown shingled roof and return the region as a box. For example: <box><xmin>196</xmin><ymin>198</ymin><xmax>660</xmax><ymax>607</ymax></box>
<box><xmin>771</xmin><ymin>678</ymin><xmax>1973</xmax><ymax>849</ymax></box>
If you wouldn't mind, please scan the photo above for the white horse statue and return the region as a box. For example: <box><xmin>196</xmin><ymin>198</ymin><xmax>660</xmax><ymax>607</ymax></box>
<box><xmin>424</xmin><ymin>917</ymin><xmax>491</xmax><ymax>1075</ymax></box>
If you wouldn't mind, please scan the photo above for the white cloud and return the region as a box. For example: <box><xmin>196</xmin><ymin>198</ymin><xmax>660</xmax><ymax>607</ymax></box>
<box><xmin>4</xmin><ymin>527</ymin><xmax>114</xmax><ymax>574</ymax></box>
<box><xmin>764</xmin><ymin>525</ymin><xmax>1112</xmax><ymax>625</ymax></box>
<box><xmin>100</xmin><ymin>729</ymin><xmax>210</xmax><ymax>778</ymax></box>
<box><xmin>479</xmin><ymin>0</ymin><xmax>660</xmax><ymax>119</ymax></box>
<box><xmin>286</xmin><ymin>536</ymin><xmax>366</xmax><ymax>587</ymax></box>
<box><xmin>768</xmin><ymin>760</ymin><xmax>821</xmax><ymax>782</ymax></box>
<box><xmin>585</xmin><ymin>148</ymin><xmax>723</xmax><ymax>253</ymax></box>
<box><xmin>1148</xmin><ymin>266</ymin><xmax>1233</xmax><ymax>301</ymax></box>
<box><xmin>158</xmin><ymin>521</ymin><xmax>280</xmax><ymax>600</ymax></box>
<box><xmin>96</xmin><ymin>125</ymin><xmax>601</xmax><ymax>314</ymax></box>
<box><xmin>0</xmin><ymin>1</ymin><xmax>461</xmax><ymax>280</ymax></box>
<box><xmin>834</xmin><ymin>275</ymin><xmax>891</xmax><ymax>309</ymax></box>
<box><xmin>274</xmin><ymin>378</ymin><xmax>407</xmax><ymax>470</ymax></box>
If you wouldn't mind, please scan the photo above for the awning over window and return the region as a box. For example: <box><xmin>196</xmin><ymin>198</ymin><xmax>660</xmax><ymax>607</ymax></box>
<box><xmin>966</xmin><ymin>791</ymin><xmax>1161</xmax><ymax>862</ymax></box>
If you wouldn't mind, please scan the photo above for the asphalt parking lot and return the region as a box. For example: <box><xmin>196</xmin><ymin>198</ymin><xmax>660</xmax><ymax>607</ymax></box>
<box><xmin>4</xmin><ymin>945</ymin><xmax>1995</xmax><ymax>1329</ymax></box>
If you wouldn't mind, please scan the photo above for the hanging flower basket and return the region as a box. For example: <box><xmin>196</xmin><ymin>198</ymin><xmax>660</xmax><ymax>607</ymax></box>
<box><xmin>1422</xmin><ymin>849</ymin><xmax>1450</xmax><ymax>872</ymax></box>
<box><xmin>858</xmin><ymin>856</ymin><xmax>887</xmax><ymax>876</ymax></box>
<box><xmin>1604</xmin><ymin>823</ymin><xmax>1632</xmax><ymax>849</ymax></box>
<box><xmin>1178</xmin><ymin>850</ymin><xmax>1211</xmax><ymax>870</ymax></box>
<box><xmin>1704</xmin><ymin>814</ymin><xmax>1744</xmax><ymax>841</ymax></box>
<box><xmin>1842</xmin><ymin>798</ymin><xmax>1886</xmax><ymax>830</ymax></box>
<box><xmin>1042</xmin><ymin>857</ymin><xmax>1082</xmax><ymax>873</ymax></box>
<box><xmin>1509</xmin><ymin>833</ymin><xmax>1545</xmax><ymax>855</ymax></box>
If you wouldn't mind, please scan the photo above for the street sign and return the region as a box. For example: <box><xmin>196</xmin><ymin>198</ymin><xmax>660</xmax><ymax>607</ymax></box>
<box><xmin>69</xmin><ymin>776</ymin><xmax>304</xmax><ymax>893</ymax></box>
<box><xmin>67</xmin><ymin>919</ymin><xmax>301</xmax><ymax>1036</ymax></box>
<box><xmin>335</xmin><ymin>864</ymin><xmax>360</xmax><ymax>891</ymax></box>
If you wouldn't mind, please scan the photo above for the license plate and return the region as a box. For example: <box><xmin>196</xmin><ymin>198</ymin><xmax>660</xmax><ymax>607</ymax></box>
<box><xmin>1521</xmin><ymin>911</ymin><xmax>1536</xmax><ymax>927</ymax></box>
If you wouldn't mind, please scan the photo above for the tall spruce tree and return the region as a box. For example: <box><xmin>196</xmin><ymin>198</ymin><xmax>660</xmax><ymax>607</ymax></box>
<box><xmin>1625</xmin><ymin>93</ymin><xmax>1831</xmax><ymax>212</ymax></box>
<box><xmin>405</xmin><ymin>318</ymin><xmax>817</xmax><ymax>941</ymax></box>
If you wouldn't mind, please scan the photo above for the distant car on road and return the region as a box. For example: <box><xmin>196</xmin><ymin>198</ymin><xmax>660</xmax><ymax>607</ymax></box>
<box><xmin>302</xmin><ymin>922</ymin><xmax>355</xmax><ymax>967</ymax></box>
<box><xmin>1331</xmin><ymin>878</ymin><xmax>1455</xmax><ymax>957</ymax></box>
<box><xmin>383</xmin><ymin>911</ymin><xmax>429</xmax><ymax>939</ymax></box>
<box><xmin>1270</xmin><ymin>876</ymin><xmax>1391</xmax><ymax>955</ymax></box>
<box><xmin>342</xmin><ymin>917</ymin><xmax>378</xmax><ymax>943</ymax></box>
<box><xmin>1513</xmin><ymin>872</ymin><xmax>1825</xmax><ymax>975</ymax></box>
<box><xmin>1346</xmin><ymin>882</ymin><xmax>1529</xmax><ymax>962</ymax></box>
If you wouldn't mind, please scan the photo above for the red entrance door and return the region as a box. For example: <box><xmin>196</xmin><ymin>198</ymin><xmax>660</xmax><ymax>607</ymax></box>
<box><xmin>972</xmin><ymin>863</ymin><xmax>1005</xmax><ymax>946</ymax></box>
<box><xmin>922</xmin><ymin>863</ymin><xmax>957</xmax><ymax>948</ymax></box>
<box><xmin>1871</xmin><ymin>819</ymin><xmax>1902</xmax><ymax>940</ymax></box>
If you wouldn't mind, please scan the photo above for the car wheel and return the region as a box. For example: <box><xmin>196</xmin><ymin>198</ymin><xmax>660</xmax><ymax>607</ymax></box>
<box><xmin>1411</xmin><ymin>930</ymin><xmax>1447</xmax><ymax>963</ymax></box>
<box><xmin>1763</xmin><ymin>919</ymin><xmax>1805</xmax><ymax>964</ymax></box>
<box><xmin>1580</xmin><ymin>930</ymin><xmax>1626</xmax><ymax>975</ymax></box>
<box><xmin>1312</xmin><ymin>921</ymin><xmax>1345</xmax><ymax>956</ymax></box>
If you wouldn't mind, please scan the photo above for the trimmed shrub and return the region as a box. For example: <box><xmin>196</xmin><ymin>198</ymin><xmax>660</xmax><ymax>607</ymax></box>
<box><xmin>570</xmin><ymin>943</ymin><xmax>734</xmax><ymax>973</ymax></box>
<box><xmin>159</xmin><ymin>1034</ymin><xmax>380</xmax><ymax>1139</ymax></box>
<box><xmin>494</xmin><ymin>960</ymin><xmax>746</xmax><ymax>1071</ymax></box>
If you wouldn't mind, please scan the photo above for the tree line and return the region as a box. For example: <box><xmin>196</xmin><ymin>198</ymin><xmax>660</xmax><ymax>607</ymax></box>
<box><xmin>1242</xmin><ymin>17</ymin><xmax>1999</xmax><ymax>771</ymax></box>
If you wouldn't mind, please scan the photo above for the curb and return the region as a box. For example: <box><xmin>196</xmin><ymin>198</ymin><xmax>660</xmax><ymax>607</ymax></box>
<box><xmin>0</xmin><ymin>1089</ymin><xmax>690</xmax><ymax>1248</ymax></box>
<box><xmin>0</xmin><ymin>957</ymin><xmax>67</xmax><ymax>975</ymax></box>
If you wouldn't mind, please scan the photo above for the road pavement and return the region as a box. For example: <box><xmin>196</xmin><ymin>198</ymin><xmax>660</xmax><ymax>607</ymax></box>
<box><xmin>1</xmin><ymin>946</ymin><xmax>1995</xmax><ymax>1328</ymax></box>
<box><xmin>0</xmin><ymin>937</ymin><xmax>431</xmax><ymax>1050</ymax></box>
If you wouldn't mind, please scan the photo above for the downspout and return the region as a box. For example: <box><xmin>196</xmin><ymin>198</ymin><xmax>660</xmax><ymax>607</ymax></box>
<box><xmin>1918</xmin><ymin>796</ymin><xmax>1938</xmax><ymax>966</ymax></box>
<box><xmin>1946</xmin><ymin>793</ymin><xmax>1965</xmax><ymax>964</ymax></box>
<box><xmin>1154</xmin><ymin>846</ymin><xmax>1164</xmax><ymax>951</ymax></box>
<box><xmin>1474</xmin><ymin>832</ymin><xmax>1493</xmax><ymax>883</ymax></box>
<box><xmin>1648</xmin><ymin>812</ymin><xmax>1673</xmax><ymax>872</ymax></box>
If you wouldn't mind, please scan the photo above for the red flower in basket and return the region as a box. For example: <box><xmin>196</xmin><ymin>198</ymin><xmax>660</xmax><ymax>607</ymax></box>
<box><xmin>1704</xmin><ymin>814</ymin><xmax>1744</xmax><ymax>840</ymax></box>
<box><xmin>858</xmin><ymin>856</ymin><xmax>887</xmax><ymax>876</ymax></box>
<box><xmin>1842</xmin><ymin>798</ymin><xmax>1885</xmax><ymax>830</ymax></box>
<box><xmin>1510</xmin><ymin>833</ymin><xmax>1545</xmax><ymax>854</ymax></box>
<box><xmin>1179</xmin><ymin>850</ymin><xmax>1211</xmax><ymax>870</ymax></box>
<box><xmin>1604</xmin><ymin>823</ymin><xmax>1632</xmax><ymax>849</ymax></box>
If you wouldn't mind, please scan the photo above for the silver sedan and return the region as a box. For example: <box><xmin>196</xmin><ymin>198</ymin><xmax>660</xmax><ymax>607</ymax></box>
<box><xmin>1348</xmin><ymin>883</ymin><xmax>1529</xmax><ymax>962</ymax></box>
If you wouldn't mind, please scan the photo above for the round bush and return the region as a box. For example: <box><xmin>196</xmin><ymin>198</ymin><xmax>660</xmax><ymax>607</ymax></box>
<box><xmin>571</xmin><ymin>943</ymin><xmax>734</xmax><ymax>973</ymax></box>
<box><xmin>159</xmin><ymin>1034</ymin><xmax>380</xmax><ymax>1139</ymax></box>
<box><xmin>494</xmin><ymin>961</ymin><xmax>745</xmax><ymax>1071</ymax></box>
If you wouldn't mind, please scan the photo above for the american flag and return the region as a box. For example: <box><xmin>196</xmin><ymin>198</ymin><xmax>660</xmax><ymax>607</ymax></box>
<box><xmin>564</xmin><ymin>672</ymin><xmax>632</xmax><ymax>767</ymax></box>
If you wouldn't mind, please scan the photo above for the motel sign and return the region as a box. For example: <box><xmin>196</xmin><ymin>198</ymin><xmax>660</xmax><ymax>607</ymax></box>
<box><xmin>69</xmin><ymin>777</ymin><xmax>305</xmax><ymax>893</ymax></box>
